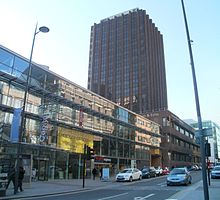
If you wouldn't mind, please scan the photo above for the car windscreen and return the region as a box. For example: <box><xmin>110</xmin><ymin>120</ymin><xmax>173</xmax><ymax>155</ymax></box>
<box><xmin>214</xmin><ymin>166</ymin><xmax>220</xmax><ymax>170</ymax></box>
<box><xmin>170</xmin><ymin>168</ymin><xmax>186</xmax><ymax>175</ymax></box>
<box><xmin>141</xmin><ymin>169</ymin><xmax>149</xmax><ymax>172</ymax></box>
<box><xmin>121</xmin><ymin>169</ymin><xmax>132</xmax><ymax>173</ymax></box>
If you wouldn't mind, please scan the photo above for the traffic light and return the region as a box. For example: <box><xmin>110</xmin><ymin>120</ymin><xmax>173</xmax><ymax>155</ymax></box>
<box><xmin>205</xmin><ymin>142</ymin><xmax>211</xmax><ymax>157</ymax></box>
<box><xmin>0</xmin><ymin>123</ymin><xmax>4</xmax><ymax>139</ymax></box>
<box><xmin>86</xmin><ymin>146</ymin><xmax>95</xmax><ymax>160</ymax></box>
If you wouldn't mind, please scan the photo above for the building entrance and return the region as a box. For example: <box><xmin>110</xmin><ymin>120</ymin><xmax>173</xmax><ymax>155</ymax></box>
<box><xmin>33</xmin><ymin>158</ymin><xmax>49</xmax><ymax>181</ymax></box>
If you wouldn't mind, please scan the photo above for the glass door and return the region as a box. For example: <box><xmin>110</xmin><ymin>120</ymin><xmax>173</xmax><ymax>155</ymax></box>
<box><xmin>38</xmin><ymin>159</ymin><xmax>48</xmax><ymax>181</ymax></box>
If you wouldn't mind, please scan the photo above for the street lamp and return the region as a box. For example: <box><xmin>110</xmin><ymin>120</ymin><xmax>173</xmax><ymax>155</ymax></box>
<box><xmin>19</xmin><ymin>24</ymin><xmax>49</xmax><ymax>141</ymax></box>
<box><xmin>15</xmin><ymin>24</ymin><xmax>49</xmax><ymax>194</ymax></box>
<box><xmin>181</xmin><ymin>1</ymin><xmax>209</xmax><ymax>200</ymax></box>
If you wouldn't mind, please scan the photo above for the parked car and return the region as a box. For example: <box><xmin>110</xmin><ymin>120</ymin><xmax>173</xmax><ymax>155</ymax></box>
<box><xmin>115</xmin><ymin>168</ymin><xmax>142</xmax><ymax>182</ymax></box>
<box><xmin>211</xmin><ymin>166</ymin><xmax>220</xmax><ymax>179</ymax></box>
<box><xmin>141</xmin><ymin>167</ymin><xmax>156</xmax><ymax>178</ymax></box>
<box><xmin>167</xmin><ymin>167</ymin><xmax>192</xmax><ymax>186</ymax></box>
<box><xmin>162</xmin><ymin>167</ymin><xmax>170</xmax><ymax>175</ymax></box>
<box><xmin>155</xmin><ymin>166</ymin><xmax>163</xmax><ymax>176</ymax></box>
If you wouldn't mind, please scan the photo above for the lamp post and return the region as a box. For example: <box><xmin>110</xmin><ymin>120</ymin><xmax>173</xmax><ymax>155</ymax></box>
<box><xmin>181</xmin><ymin>0</ymin><xmax>209</xmax><ymax>199</ymax></box>
<box><xmin>15</xmin><ymin>24</ymin><xmax>49</xmax><ymax>194</ymax></box>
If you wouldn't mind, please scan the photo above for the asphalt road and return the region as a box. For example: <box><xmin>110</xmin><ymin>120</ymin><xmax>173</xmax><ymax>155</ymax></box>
<box><xmin>26</xmin><ymin>171</ymin><xmax>202</xmax><ymax>200</ymax></box>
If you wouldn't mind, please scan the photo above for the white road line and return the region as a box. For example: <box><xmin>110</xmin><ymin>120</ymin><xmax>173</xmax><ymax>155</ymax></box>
<box><xmin>157</xmin><ymin>182</ymin><xmax>166</xmax><ymax>186</ymax></box>
<box><xmin>134</xmin><ymin>193</ymin><xmax>155</xmax><ymax>200</ymax></box>
<box><xmin>166</xmin><ymin>199</ymin><xmax>178</xmax><ymax>200</ymax></box>
<box><xmin>142</xmin><ymin>194</ymin><xmax>155</xmax><ymax>199</ymax></box>
<box><xmin>97</xmin><ymin>192</ymin><xmax>128</xmax><ymax>200</ymax></box>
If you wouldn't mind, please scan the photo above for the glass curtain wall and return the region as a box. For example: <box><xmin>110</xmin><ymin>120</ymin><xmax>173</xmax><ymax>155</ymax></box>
<box><xmin>0</xmin><ymin>46</ymin><xmax>161</xmax><ymax>179</ymax></box>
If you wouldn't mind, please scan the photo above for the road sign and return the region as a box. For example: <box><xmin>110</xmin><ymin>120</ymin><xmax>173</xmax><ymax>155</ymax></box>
<box><xmin>195</xmin><ymin>128</ymin><xmax>213</xmax><ymax>137</ymax></box>
<box><xmin>202</xmin><ymin>128</ymin><xmax>213</xmax><ymax>137</ymax></box>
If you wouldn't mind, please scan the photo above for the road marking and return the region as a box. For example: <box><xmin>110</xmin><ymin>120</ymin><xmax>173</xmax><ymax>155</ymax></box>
<box><xmin>165</xmin><ymin>198</ymin><xmax>178</xmax><ymax>200</ymax></box>
<box><xmin>157</xmin><ymin>182</ymin><xmax>166</xmax><ymax>186</ymax></box>
<box><xmin>97</xmin><ymin>192</ymin><xmax>128</xmax><ymax>200</ymax></box>
<box><xmin>134</xmin><ymin>193</ymin><xmax>155</xmax><ymax>200</ymax></box>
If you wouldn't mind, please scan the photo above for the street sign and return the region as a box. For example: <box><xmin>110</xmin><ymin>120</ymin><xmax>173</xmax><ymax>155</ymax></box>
<box><xmin>202</xmin><ymin>128</ymin><xmax>213</xmax><ymax>137</ymax></box>
<box><xmin>195</xmin><ymin>128</ymin><xmax>213</xmax><ymax>137</ymax></box>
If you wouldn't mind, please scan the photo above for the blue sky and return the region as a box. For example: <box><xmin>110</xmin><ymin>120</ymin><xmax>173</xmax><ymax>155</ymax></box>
<box><xmin>0</xmin><ymin>0</ymin><xmax>220</xmax><ymax>125</ymax></box>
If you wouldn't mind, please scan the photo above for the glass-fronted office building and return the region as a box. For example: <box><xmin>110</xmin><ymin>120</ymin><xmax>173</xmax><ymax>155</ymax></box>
<box><xmin>190</xmin><ymin>120</ymin><xmax>220</xmax><ymax>164</ymax></box>
<box><xmin>0</xmin><ymin>45</ymin><xmax>161</xmax><ymax>181</ymax></box>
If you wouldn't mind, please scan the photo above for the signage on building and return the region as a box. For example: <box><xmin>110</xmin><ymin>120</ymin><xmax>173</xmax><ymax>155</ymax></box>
<box><xmin>10</xmin><ymin>108</ymin><xmax>22</xmax><ymax>142</ymax></box>
<box><xmin>57</xmin><ymin>127</ymin><xmax>93</xmax><ymax>153</ymax></box>
<box><xmin>79</xmin><ymin>108</ymin><xmax>84</xmax><ymax>127</ymax></box>
<box><xmin>40</xmin><ymin>114</ymin><xmax>49</xmax><ymax>143</ymax></box>
<box><xmin>150</xmin><ymin>136</ymin><xmax>160</xmax><ymax>146</ymax></box>
<box><xmin>102</xmin><ymin>168</ymin><xmax>110</xmax><ymax>181</ymax></box>
<box><xmin>94</xmin><ymin>156</ymin><xmax>111</xmax><ymax>163</ymax></box>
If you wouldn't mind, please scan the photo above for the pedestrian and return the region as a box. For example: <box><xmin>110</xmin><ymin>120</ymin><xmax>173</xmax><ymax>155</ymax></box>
<box><xmin>6</xmin><ymin>167</ymin><xmax>15</xmax><ymax>190</ymax></box>
<box><xmin>32</xmin><ymin>168</ymin><xmax>37</xmax><ymax>181</ymax></box>
<box><xmin>92</xmin><ymin>167</ymin><xmax>97</xmax><ymax>180</ymax></box>
<box><xmin>100</xmin><ymin>167</ymin><xmax>103</xmax><ymax>180</ymax></box>
<box><xmin>18</xmin><ymin>166</ymin><xmax>25</xmax><ymax>192</ymax></box>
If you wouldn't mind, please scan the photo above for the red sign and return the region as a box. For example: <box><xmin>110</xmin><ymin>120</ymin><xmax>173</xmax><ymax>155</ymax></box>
<box><xmin>94</xmin><ymin>156</ymin><xmax>111</xmax><ymax>163</ymax></box>
<box><xmin>79</xmin><ymin>108</ymin><xmax>84</xmax><ymax>127</ymax></box>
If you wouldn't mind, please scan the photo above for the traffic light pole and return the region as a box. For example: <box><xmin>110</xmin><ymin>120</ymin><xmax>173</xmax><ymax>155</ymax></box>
<box><xmin>82</xmin><ymin>144</ymin><xmax>86</xmax><ymax>188</ymax></box>
<box><xmin>181</xmin><ymin>1</ymin><xmax>209</xmax><ymax>199</ymax></box>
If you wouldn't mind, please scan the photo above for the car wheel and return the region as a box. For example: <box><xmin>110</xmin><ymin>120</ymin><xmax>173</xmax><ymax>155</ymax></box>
<box><xmin>129</xmin><ymin>176</ymin><xmax>133</xmax><ymax>182</ymax></box>
<box><xmin>147</xmin><ymin>174</ymin><xmax>150</xmax><ymax>179</ymax></box>
<box><xmin>167</xmin><ymin>183</ymin><xmax>170</xmax><ymax>186</ymax></box>
<box><xmin>139</xmin><ymin>175</ymin><xmax>142</xmax><ymax>180</ymax></box>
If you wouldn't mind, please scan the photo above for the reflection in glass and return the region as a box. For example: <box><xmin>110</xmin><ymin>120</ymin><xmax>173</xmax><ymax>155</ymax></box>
<box><xmin>0</xmin><ymin>49</ymin><xmax>14</xmax><ymax>67</ymax></box>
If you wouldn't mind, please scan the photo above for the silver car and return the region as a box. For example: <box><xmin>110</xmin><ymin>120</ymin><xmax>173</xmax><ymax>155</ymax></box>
<box><xmin>167</xmin><ymin>167</ymin><xmax>192</xmax><ymax>186</ymax></box>
<box><xmin>211</xmin><ymin>166</ymin><xmax>220</xmax><ymax>179</ymax></box>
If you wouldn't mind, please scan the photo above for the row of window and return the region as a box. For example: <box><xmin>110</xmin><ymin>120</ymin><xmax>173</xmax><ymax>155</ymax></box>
<box><xmin>168</xmin><ymin>152</ymin><xmax>200</xmax><ymax>163</ymax></box>
<box><xmin>162</xmin><ymin>117</ymin><xmax>195</xmax><ymax>139</ymax></box>
<box><xmin>167</xmin><ymin>134</ymin><xmax>199</xmax><ymax>151</ymax></box>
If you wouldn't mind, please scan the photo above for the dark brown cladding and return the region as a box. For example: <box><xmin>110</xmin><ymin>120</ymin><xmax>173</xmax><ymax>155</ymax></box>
<box><xmin>88</xmin><ymin>8</ymin><xmax>168</xmax><ymax>115</ymax></box>
<box><xmin>145</xmin><ymin>110</ymin><xmax>200</xmax><ymax>168</ymax></box>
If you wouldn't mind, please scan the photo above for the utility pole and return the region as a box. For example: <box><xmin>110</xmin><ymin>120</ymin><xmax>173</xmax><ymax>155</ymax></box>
<box><xmin>82</xmin><ymin>144</ymin><xmax>86</xmax><ymax>188</ymax></box>
<box><xmin>181</xmin><ymin>0</ymin><xmax>209</xmax><ymax>199</ymax></box>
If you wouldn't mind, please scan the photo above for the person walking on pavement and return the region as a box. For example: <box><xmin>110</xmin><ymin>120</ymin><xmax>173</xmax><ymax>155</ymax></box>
<box><xmin>18</xmin><ymin>166</ymin><xmax>25</xmax><ymax>192</ymax></box>
<box><xmin>100</xmin><ymin>167</ymin><xmax>103</xmax><ymax>180</ymax></box>
<box><xmin>92</xmin><ymin>167</ymin><xmax>97</xmax><ymax>180</ymax></box>
<box><xmin>6</xmin><ymin>167</ymin><xmax>15</xmax><ymax>190</ymax></box>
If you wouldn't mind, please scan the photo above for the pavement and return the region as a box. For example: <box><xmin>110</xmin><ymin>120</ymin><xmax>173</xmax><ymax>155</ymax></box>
<box><xmin>168</xmin><ymin>179</ymin><xmax>220</xmax><ymax>200</ymax></box>
<box><xmin>2</xmin><ymin>178</ymin><xmax>113</xmax><ymax>200</ymax></box>
<box><xmin>1</xmin><ymin>178</ymin><xmax>220</xmax><ymax>200</ymax></box>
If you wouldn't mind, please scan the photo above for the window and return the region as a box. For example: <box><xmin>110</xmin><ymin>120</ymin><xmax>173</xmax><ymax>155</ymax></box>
<box><xmin>174</xmin><ymin>124</ymin><xmax>179</xmax><ymax>131</ymax></box>
<box><xmin>171</xmin><ymin>136</ymin><xmax>175</xmax><ymax>144</ymax></box>
<box><xmin>180</xmin><ymin>127</ymin><xmax>184</xmax><ymax>134</ymax></box>
<box><xmin>0</xmin><ymin>49</ymin><xmax>14</xmax><ymax>67</ymax></box>
<box><xmin>167</xmin><ymin>134</ymin><xmax>170</xmax><ymax>142</ymax></box>
<box><xmin>168</xmin><ymin>152</ymin><xmax>171</xmax><ymax>160</ymax></box>
<box><xmin>162</xmin><ymin>118</ymin><xmax>167</xmax><ymax>126</ymax></box>
<box><xmin>13</xmin><ymin>57</ymin><xmax>29</xmax><ymax>76</ymax></box>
